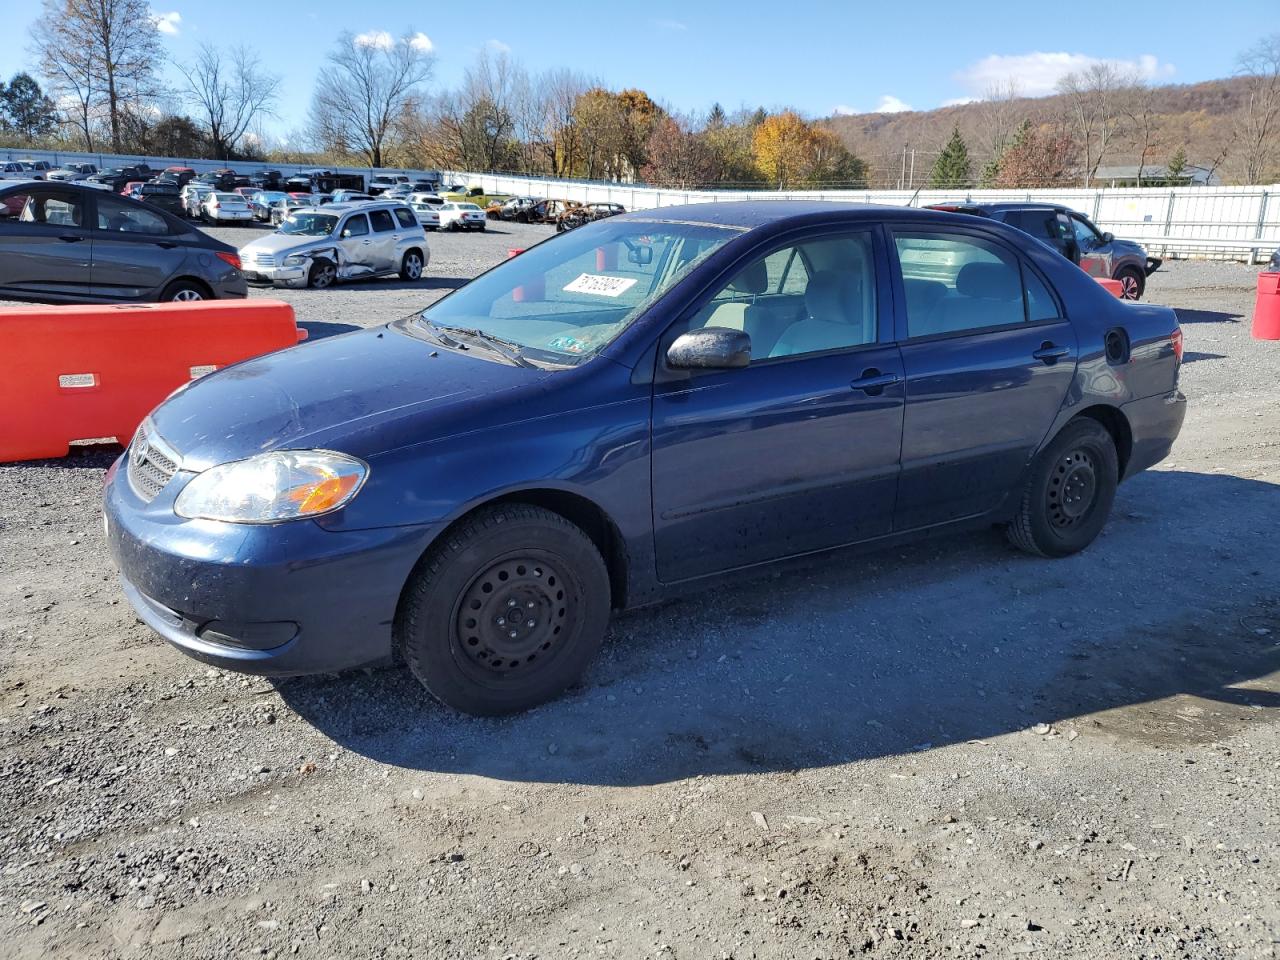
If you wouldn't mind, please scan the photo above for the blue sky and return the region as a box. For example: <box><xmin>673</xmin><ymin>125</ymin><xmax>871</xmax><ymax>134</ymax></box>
<box><xmin>4</xmin><ymin>0</ymin><xmax>1251</xmax><ymax>137</ymax></box>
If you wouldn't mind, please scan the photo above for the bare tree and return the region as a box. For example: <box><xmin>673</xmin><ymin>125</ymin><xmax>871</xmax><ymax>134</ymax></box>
<box><xmin>310</xmin><ymin>30</ymin><xmax>434</xmax><ymax>167</ymax></box>
<box><xmin>1120</xmin><ymin>80</ymin><xmax>1163</xmax><ymax>185</ymax></box>
<box><xmin>177</xmin><ymin>43</ymin><xmax>280</xmax><ymax>160</ymax></box>
<box><xmin>1234</xmin><ymin>34</ymin><xmax>1280</xmax><ymax>184</ymax></box>
<box><xmin>1057</xmin><ymin>63</ymin><xmax>1131</xmax><ymax>186</ymax></box>
<box><xmin>974</xmin><ymin>80</ymin><xmax>1021</xmax><ymax>163</ymax></box>
<box><xmin>538</xmin><ymin>69</ymin><xmax>591</xmax><ymax>177</ymax></box>
<box><xmin>436</xmin><ymin>48</ymin><xmax>520</xmax><ymax>171</ymax></box>
<box><xmin>30</xmin><ymin>0</ymin><xmax>162</xmax><ymax>153</ymax></box>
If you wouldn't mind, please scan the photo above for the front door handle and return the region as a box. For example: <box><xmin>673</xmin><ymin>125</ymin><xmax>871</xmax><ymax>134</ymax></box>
<box><xmin>850</xmin><ymin>369</ymin><xmax>901</xmax><ymax>395</ymax></box>
<box><xmin>58</xmin><ymin>234</ymin><xmax>84</xmax><ymax>243</ymax></box>
<box><xmin>1032</xmin><ymin>342</ymin><xmax>1070</xmax><ymax>364</ymax></box>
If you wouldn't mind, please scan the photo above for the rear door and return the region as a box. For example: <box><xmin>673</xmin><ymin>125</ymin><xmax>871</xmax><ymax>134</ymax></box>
<box><xmin>0</xmin><ymin>185</ymin><xmax>94</xmax><ymax>300</ymax></box>
<box><xmin>366</xmin><ymin>208</ymin><xmax>399</xmax><ymax>272</ymax></box>
<box><xmin>889</xmin><ymin>227</ymin><xmax>1078</xmax><ymax>530</ymax></box>
<box><xmin>90</xmin><ymin>193</ymin><xmax>189</xmax><ymax>300</ymax></box>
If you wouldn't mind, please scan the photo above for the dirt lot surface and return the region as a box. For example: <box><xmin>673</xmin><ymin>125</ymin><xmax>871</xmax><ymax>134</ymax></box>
<box><xmin>1</xmin><ymin>235</ymin><xmax>1278</xmax><ymax>958</ymax></box>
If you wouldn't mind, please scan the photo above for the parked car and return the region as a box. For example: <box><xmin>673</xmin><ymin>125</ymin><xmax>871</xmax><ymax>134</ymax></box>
<box><xmin>439</xmin><ymin>201</ymin><xmax>487</xmax><ymax>231</ymax></box>
<box><xmin>88</xmin><ymin>167</ymin><xmax>142</xmax><ymax>192</ymax></box>
<box><xmin>2</xmin><ymin>161</ymin><xmax>34</xmax><ymax>180</ymax></box>
<box><xmin>250</xmin><ymin>190</ymin><xmax>290</xmax><ymax>221</ymax></box>
<box><xmin>248</xmin><ymin>169</ymin><xmax>283</xmax><ymax>190</ymax></box>
<box><xmin>269</xmin><ymin>196</ymin><xmax>315</xmax><ymax>225</ymax></box>
<box><xmin>517</xmin><ymin>198</ymin><xmax>578</xmax><ymax>224</ymax></box>
<box><xmin>369</xmin><ymin>174</ymin><xmax>409</xmax><ymax>196</ymax></box>
<box><xmin>121</xmin><ymin>181</ymin><xmax>145</xmax><ymax>199</ymax></box>
<box><xmin>197</xmin><ymin>169</ymin><xmax>237</xmax><ymax>191</ymax></box>
<box><xmin>102</xmin><ymin>201</ymin><xmax>1186</xmax><ymax>716</ymax></box>
<box><xmin>330</xmin><ymin>189</ymin><xmax>374</xmax><ymax>204</ymax></box>
<box><xmin>0</xmin><ymin>180</ymin><xmax>246</xmax><ymax>303</ymax></box>
<box><xmin>284</xmin><ymin>175</ymin><xmax>314</xmax><ymax>193</ymax></box>
<box><xmin>20</xmin><ymin>160</ymin><xmax>53</xmax><ymax>179</ymax></box>
<box><xmin>200</xmin><ymin>191</ymin><xmax>254</xmax><ymax>224</ymax></box>
<box><xmin>47</xmin><ymin>163</ymin><xmax>98</xmax><ymax>182</ymax></box>
<box><xmin>926</xmin><ymin>202</ymin><xmax>1160</xmax><ymax>300</ymax></box>
<box><xmin>136</xmin><ymin>180</ymin><xmax>185</xmax><ymax>218</ymax></box>
<box><xmin>409</xmin><ymin>200</ymin><xmax>441</xmax><ymax>230</ymax></box>
<box><xmin>134</xmin><ymin>163</ymin><xmax>154</xmax><ymax>179</ymax></box>
<box><xmin>163</xmin><ymin>166</ymin><xmax>196</xmax><ymax>187</ymax></box>
<box><xmin>557</xmin><ymin>202</ymin><xmax>627</xmax><ymax>232</ymax></box>
<box><xmin>238</xmin><ymin>200</ymin><xmax>428</xmax><ymax>288</ymax></box>
<box><xmin>233</xmin><ymin>186</ymin><xmax>260</xmax><ymax>203</ymax></box>
<box><xmin>489</xmin><ymin>196</ymin><xmax>537</xmax><ymax>220</ymax></box>
<box><xmin>181</xmin><ymin>183</ymin><xmax>213</xmax><ymax>218</ymax></box>
<box><xmin>1270</xmin><ymin>247</ymin><xmax>1279</xmax><ymax>271</ymax></box>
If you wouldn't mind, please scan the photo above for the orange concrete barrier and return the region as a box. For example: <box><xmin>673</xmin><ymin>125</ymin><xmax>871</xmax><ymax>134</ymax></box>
<box><xmin>0</xmin><ymin>300</ymin><xmax>306</xmax><ymax>463</ymax></box>
<box><xmin>1253</xmin><ymin>272</ymin><xmax>1280</xmax><ymax>340</ymax></box>
<box><xmin>507</xmin><ymin>248</ymin><xmax>525</xmax><ymax>258</ymax></box>
<box><xmin>1097</xmin><ymin>277</ymin><xmax>1125</xmax><ymax>298</ymax></box>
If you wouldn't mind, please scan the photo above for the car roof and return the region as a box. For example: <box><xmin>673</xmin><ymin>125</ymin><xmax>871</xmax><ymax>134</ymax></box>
<box><xmin>927</xmin><ymin>201</ymin><xmax>1070</xmax><ymax>214</ymax></box>
<box><xmin>318</xmin><ymin>200</ymin><xmax>406</xmax><ymax>213</ymax></box>
<box><xmin>615</xmin><ymin>200</ymin><xmax>1003</xmax><ymax>229</ymax></box>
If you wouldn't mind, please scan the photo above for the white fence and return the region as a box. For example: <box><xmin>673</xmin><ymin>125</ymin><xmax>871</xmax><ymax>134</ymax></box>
<box><xmin>4</xmin><ymin>145</ymin><xmax>1276</xmax><ymax>262</ymax></box>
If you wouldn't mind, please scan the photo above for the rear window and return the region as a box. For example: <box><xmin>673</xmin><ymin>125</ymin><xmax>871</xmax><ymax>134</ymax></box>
<box><xmin>394</xmin><ymin>208</ymin><xmax>416</xmax><ymax>228</ymax></box>
<box><xmin>141</xmin><ymin>183</ymin><xmax>178</xmax><ymax>195</ymax></box>
<box><xmin>369</xmin><ymin>209</ymin><xmax>395</xmax><ymax>232</ymax></box>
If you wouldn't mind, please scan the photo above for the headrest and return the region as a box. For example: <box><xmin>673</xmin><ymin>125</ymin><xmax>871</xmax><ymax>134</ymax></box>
<box><xmin>956</xmin><ymin>261</ymin><xmax>1019</xmax><ymax>300</ymax></box>
<box><xmin>729</xmin><ymin>259</ymin><xmax>768</xmax><ymax>295</ymax></box>
<box><xmin>805</xmin><ymin>270</ymin><xmax>857</xmax><ymax>324</ymax></box>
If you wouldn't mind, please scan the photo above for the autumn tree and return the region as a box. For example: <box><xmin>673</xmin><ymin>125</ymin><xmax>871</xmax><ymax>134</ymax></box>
<box><xmin>752</xmin><ymin>111</ymin><xmax>812</xmax><ymax>188</ymax></box>
<box><xmin>31</xmin><ymin>0</ymin><xmax>162</xmax><ymax>153</ymax></box>
<box><xmin>929</xmin><ymin>126</ymin><xmax>972</xmax><ymax>187</ymax></box>
<box><xmin>310</xmin><ymin>30</ymin><xmax>434</xmax><ymax>167</ymax></box>
<box><xmin>994</xmin><ymin>120</ymin><xmax>1075</xmax><ymax>188</ymax></box>
<box><xmin>641</xmin><ymin>115</ymin><xmax>717</xmax><ymax>187</ymax></box>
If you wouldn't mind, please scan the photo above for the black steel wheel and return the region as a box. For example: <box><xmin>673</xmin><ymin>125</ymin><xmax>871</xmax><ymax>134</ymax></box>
<box><xmin>397</xmin><ymin>504</ymin><xmax>610</xmax><ymax>715</ymax></box>
<box><xmin>1007</xmin><ymin>418</ymin><xmax>1118</xmax><ymax>557</ymax></box>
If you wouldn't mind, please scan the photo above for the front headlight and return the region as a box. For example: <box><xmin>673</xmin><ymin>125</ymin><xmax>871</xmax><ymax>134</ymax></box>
<box><xmin>174</xmin><ymin>450</ymin><xmax>368</xmax><ymax>523</ymax></box>
<box><xmin>283</xmin><ymin>254</ymin><xmax>306</xmax><ymax>266</ymax></box>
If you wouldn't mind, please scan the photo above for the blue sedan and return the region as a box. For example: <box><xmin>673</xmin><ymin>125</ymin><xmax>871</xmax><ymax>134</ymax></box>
<box><xmin>104</xmin><ymin>202</ymin><xmax>1186</xmax><ymax>715</ymax></box>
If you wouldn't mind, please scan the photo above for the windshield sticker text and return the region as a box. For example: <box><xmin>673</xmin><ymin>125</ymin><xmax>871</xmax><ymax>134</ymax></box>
<box><xmin>563</xmin><ymin>273</ymin><xmax>637</xmax><ymax>298</ymax></box>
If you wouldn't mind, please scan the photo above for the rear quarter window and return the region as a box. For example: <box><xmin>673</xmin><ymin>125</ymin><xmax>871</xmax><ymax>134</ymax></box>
<box><xmin>394</xmin><ymin>208</ymin><xmax>416</xmax><ymax>228</ymax></box>
<box><xmin>369</xmin><ymin>209</ymin><xmax>395</xmax><ymax>232</ymax></box>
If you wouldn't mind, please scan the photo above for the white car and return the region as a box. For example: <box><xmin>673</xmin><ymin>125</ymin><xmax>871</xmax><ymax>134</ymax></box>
<box><xmin>201</xmin><ymin>191</ymin><xmax>254</xmax><ymax>224</ymax></box>
<box><xmin>409</xmin><ymin>200</ymin><xmax>441</xmax><ymax>230</ymax></box>
<box><xmin>181</xmin><ymin>183</ymin><xmax>213</xmax><ymax>218</ymax></box>
<box><xmin>1</xmin><ymin>162</ymin><xmax>31</xmax><ymax>181</ymax></box>
<box><xmin>439</xmin><ymin>201</ymin><xmax>487</xmax><ymax>232</ymax></box>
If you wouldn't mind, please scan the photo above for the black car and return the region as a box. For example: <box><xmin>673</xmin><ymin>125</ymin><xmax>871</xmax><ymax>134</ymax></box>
<box><xmin>137</xmin><ymin>180</ymin><xmax>185</xmax><ymax>217</ymax></box>
<box><xmin>1269</xmin><ymin>247</ymin><xmax>1279</xmax><ymax>272</ymax></box>
<box><xmin>88</xmin><ymin>166</ymin><xmax>141</xmax><ymax>193</ymax></box>
<box><xmin>926</xmin><ymin>202</ymin><xmax>1160</xmax><ymax>300</ymax></box>
<box><xmin>197</xmin><ymin>170</ymin><xmax>238</xmax><ymax>191</ymax></box>
<box><xmin>0</xmin><ymin>181</ymin><xmax>247</xmax><ymax>303</ymax></box>
<box><xmin>248</xmin><ymin>169</ymin><xmax>283</xmax><ymax>190</ymax></box>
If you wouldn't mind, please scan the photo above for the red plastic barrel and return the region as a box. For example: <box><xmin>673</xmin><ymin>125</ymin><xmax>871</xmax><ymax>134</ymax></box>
<box><xmin>507</xmin><ymin>248</ymin><xmax>524</xmax><ymax>259</ymax></box>
<box><xmin>1253</xmin><ymin>272</ymin><xmax>1280</xmax><ymax>340</ymax></box>
<box><xmin>1096</xmin><ymin>277</ymin><xmax>1124</xmax><ymax>298</ymax></box>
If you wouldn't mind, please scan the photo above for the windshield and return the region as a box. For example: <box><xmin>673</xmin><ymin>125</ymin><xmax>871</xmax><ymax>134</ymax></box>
<box><xmin>279</xmin><ymin>212</ymin><xmax>337</xmax><ymax>236</ymax></box>
<box><xmin>417</xmin><ymin>218</ymin><xmax>739</xmax><ymax>364</ymax></box>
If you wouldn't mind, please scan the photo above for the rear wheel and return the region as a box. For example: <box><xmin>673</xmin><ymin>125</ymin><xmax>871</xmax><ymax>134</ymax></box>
<box><xmin>399</xmin><ymin>250</ymin><xmax>424</xmax><ymax>281</ymax></box>
<box><xmin>397</xmin><ymin>504</ymin><xmax>611</xmax><ymax>716</ymax></box>
<box><xmin>1006</xmin><ymin>419</ymin><xmax>1118</xmax><ymax>557</ymax></box>
<box><xmin>307</xmin><ymin>259</ymin><xmax>337</xmax><ymax>289</ymax></box>
<box><xmin>1115</xmin><ymin>266</ymin><xmax>1144</xmax><ymax>300</ymax></box>
<box><xmin>159</xmin><ymin>280</ymin><xmax>209</xmax><ymax>302</ymax></box>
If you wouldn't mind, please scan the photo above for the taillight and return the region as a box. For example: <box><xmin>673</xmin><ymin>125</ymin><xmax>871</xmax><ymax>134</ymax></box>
<box><xmin>1171</xmin><ymin>327</ymin><xmax>1183</xmax><ymax>364</ymax></box>
<box><xmin>216</xmin><ymin>251</ymin><xmax>241</xmax><ymax>270</ymax></box>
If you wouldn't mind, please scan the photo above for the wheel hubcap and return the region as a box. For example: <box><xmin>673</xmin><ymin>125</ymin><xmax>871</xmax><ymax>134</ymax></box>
<box><xmin>1121</xmin><ymin>275</ymin><xmax>1140</xmax><ymax>299</ymax></box>
<box><xmin>456</xmin><ymin>558</ymin><xmax>569</xmax><ymax>676</ymax></box>
<box><xmin>1047</xmin><ymin>449</ymin><xmax>1097</xmax><ymax>528</ymax></box>
<box><xmin>314</xmin><ymin>267</ymin><xmax>335</xmax><ymax>288</ymax></box>
<box><xmin>407</xmin><ymin>256</ymin><xmax>421</xmax><ymax>278</ymax></box>
<box><xmin>172</xmin><ymin>289</ymin><xmax>202</xmax><ymax>301</ymax></box>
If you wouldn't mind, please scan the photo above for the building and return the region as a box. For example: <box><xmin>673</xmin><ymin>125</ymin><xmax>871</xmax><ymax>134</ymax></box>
<box><xmin>1091</xmin><ymin>163</ymin><xmax>1221</xmax><ymax>187</ymax></box>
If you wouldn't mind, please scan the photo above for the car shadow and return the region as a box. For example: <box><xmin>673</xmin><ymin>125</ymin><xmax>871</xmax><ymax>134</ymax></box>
<box><xmin>277</xmin><ymin>469</ymin><xmax>1280</xmax><ymax>786</ymax></box>
<box><xmin>299</xmin><ymin>321</ymin><xmax>361</xmax><ymax>340</ymax></box>
<box><xmin>1182</xmin><ymin>351</ymin><xmax>1227</xmax><ymax>364</ymax></box>
<box><xmin>1174</xmin><ymin>308</ymin><xmax>1243</xmax><ymax>324</ymax></box>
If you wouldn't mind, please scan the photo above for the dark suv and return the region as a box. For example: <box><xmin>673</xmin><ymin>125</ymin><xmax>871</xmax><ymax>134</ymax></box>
<box><xmin>927</xmin><ymin>202</ymin><xmax>1160</xmax><ymax>300</ymax></box>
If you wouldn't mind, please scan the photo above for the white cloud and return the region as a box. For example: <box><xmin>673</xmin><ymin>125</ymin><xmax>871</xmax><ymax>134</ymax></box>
<box><xmin>408</xmin><ymin>32</ymin><xmax>433</xmax><ymax>52</ymax></box>
<box><xmin>654</xmin><ymin>18</ymin><xmax>687</xmax><ymax>30</ymax></box>
<box><xmin>957</xmin><ymin>51</ymin><xmax>1175</xmax><ymax>97</ymax></box>
<box><xmin>151</xmin><ymin>10</ymin><xmax>180</xmax><ymax>35</ymax></box>
<box><xmin>354</xmin><ymin>30</ymin><xmax>395</xmax><ymax>50</ymax></box>
<box><xmin>941</xmin><ymin>96</ymin><xmax>978</xmax><ymax>107</ymax></box>
<box><xmin>874</xmin><ymin>95</ymin><xmax>913</xmax><ymax>113</ymax></box>
<box><xmin>485</xmin><ymin>39</ymin><xmax>512</xmax><ymax>54</ymax></box>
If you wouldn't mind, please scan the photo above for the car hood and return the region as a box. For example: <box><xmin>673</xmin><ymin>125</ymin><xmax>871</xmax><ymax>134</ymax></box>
<box><xmin>1111</xmin><ymin>238</ymin><xmax>1148</xmax><ymax>256</ymax></box>
<box><xmin>150</xmin><ymin>323</ymin><xmax>551</xmax><ymax>471</ymax></box>
<box><xmin>239</xmin><ymin>232</ymin><xmax>336</xmax><ymax>256</ymax></box>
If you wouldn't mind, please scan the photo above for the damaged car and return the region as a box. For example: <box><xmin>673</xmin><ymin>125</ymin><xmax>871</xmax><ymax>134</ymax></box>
<box><xmin>239</xmin><ymin>201</ymin><xmax>428</xmax><ymax>289</ymax></box>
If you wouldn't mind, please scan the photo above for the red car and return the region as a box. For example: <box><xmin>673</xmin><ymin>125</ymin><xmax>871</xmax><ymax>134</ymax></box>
<box><xmin>121</xmin><ymin>181</ymin><xmax>145</xmax><ymax>199</ymax></box>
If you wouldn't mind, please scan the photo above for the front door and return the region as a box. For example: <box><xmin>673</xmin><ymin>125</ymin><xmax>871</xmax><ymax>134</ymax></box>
<box><xmin>89</xmin><ymin>193</ymin><xmax>188</xmax><ymax>299</ymax></box>
<box><xmin>0</xmin><ymin>185</ymin><xmax>93</xmax><ymax>300</ymax></box>
<box><xmin>651</xmin><ymin>229</ymin><xmax>905</xmax><ymax>582</ymax></box>
<box><xmin>889</xmin><ymin>228</ymin><xmax>1078</xmax><ymax>530</ymax></box>
<box><xmin>1070</xmin><ymin>213</ymin><xmax>1112</xmax><ymax>278</ymax></box>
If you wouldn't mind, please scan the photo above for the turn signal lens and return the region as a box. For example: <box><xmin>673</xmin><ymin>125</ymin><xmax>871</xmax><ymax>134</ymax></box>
<box><xmin>174</xmin><ymin>450</ymin><xmax>367</xmax><ymax>523</ymax></box>
<box><xmin>216</xmin><ymin>251</ymin><xmax>241</xmax><ymax>270</ymax></box>
<box><xmin>1170</xmin><ymin>327</ymin><xmax>1183</xmax><ymax>365</ymax></box>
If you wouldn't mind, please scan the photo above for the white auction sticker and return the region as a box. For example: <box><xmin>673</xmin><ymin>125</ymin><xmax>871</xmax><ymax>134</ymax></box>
<box><xmin>563</xmin><ymin>273</ymin><xmax>638</xmax><ymax>297</ymax></box>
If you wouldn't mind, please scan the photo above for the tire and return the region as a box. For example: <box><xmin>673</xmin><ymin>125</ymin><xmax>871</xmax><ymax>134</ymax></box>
<box><xmin>397</xmin><ymin>504</ymin><xmax>611</xmax><ymax>716</ymax></box>
<box><xmin>399</xmin><ymin>249</ymin><xmax>424</xmax><ymax>282</ymax></box>
<box><xmin>159</xmin><ymin>280</ymin><xmax>209</xmax><ymax>302</ymax></box>
<box><xmin>1006</xmin><ymin>418</ymin><xmax>1119</xmax><ymax>558</ymax></box>
<box><xmin>1115</xmin><ymin>266</ymin><xmax>1144</xmax><ymax>301</ymax></box>
<box><xmin>307</xmin><ymin>259</ymin><xmax>337</xmax><ymax>290</ymax></box>
<box><xmin>449</xmin><ymin>221</ymin><xmax>460</xmax><ymax>232</ymax></box>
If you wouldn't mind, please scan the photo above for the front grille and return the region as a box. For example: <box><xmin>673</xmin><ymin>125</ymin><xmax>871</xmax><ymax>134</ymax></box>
<box><xmin>127</xmin><ymin>426</ymin><xmax>181</xmax><ymax>503</ymax></box>
<box><xmin>245</xmin><ymin>251</ymin><xmax>277</xmax><ymax>267</ymax></box>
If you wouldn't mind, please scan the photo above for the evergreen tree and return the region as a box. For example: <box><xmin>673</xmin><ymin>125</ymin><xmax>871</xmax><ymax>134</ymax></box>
<box><xmin>1166</xmin><ymin>146</ymin><xmax>1188</xmax><ymax>182</ymax></box>
<box><xmin>0</xmin><ymin>73</ymin><xmax>58</xmax><ymax>142</ymax></box>
<box><xmin>929</xmin><ymin>125</ymin><xmax>972</xmax><ymax>188</ymax></box>
<box><xmin>707</xmin><ymin>102</ymin><xmax>726</xmax><ymax>129</ymax></box>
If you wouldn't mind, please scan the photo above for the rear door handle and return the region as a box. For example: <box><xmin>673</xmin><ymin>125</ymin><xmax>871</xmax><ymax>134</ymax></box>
<box><xmin>154</xmin><ymin>240</ymin><xmax>178</xmax><ymax>249</ymax></box>
<box><xmin>1032</xmin><ymin>343</ymin><xmax>1070</xmax><ymax>364</ymax></box>
<box><xmin>59</xmin><ymin>234</ymin><xmax>84</xmax><ymax>243</ymax></box>
<box><xmin>850</xmin><ymin>369</ymin><xmax>901</xmax><ymax>395</ymax></box>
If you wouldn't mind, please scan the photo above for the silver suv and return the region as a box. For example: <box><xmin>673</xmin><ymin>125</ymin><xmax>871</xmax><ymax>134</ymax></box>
<box><xmin>238</xmin><ymin>201</ymin><xmax>429</xmax><ymax>289</ymax></box>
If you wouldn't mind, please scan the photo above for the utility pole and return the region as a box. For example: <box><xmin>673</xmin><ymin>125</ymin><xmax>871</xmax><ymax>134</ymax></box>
<box><xmin>908</xmin><ymin>148</ymin><xmax>915</xmax><ymax>189</ymax></box>
<box><xmin>899</xmin><ymin>144</ymin><xmax>906</xmax><ymax>190</ymax></box>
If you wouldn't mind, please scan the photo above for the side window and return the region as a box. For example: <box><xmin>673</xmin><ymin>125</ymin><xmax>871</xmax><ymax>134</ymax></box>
<box><xmin>341</xmin><ymin>214</ymin><xmax>370</xmax><ymax>238</ymax></box>
<box><xmin>2</xmin><ymin>189</ymin><xmax>84</xmax><ymax>228</ymax></box>
<box><xmin>893</xmin><ymin>232</ymin><xmax>1027</xmax><ymax>337</ymax></box>
<box><xmin>96</xmin><ymin>194</ymin><xmax>167</xmax><ymax>234</ymax></box>
<box><xmin>369</xmin><ymin>209</ymin><xmax>395</xmax><ymax>232</ymax></box>
<box><xmin>1070</xmin><ymin>215</ymin><xmax>1098</xmax><ymax>249</ymax></box>
<box><xmin>690</xmin><ymin>232</ymin><xmax>878</xmax><ymax>361</ymax></box>
<box><xmin>1023</xmin><ymin>267</ymin><xmax>1060</xmax><ymax>321</ymax></box>
<box><xmin>393</xmin><ymin>207</ymin><xmax>416</xmax><ymax>228</ymax></box>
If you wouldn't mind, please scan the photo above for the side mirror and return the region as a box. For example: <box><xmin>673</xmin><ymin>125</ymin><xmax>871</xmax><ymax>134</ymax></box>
<box><xmin>1101</xmin><ymin>231</ymin><xmax>1115</xmax><ymax>243</ymax></box>
<box><xmin>667</xmin><ymin>327</ymin><xmax>752</xmax><ymax>370</ymax></box>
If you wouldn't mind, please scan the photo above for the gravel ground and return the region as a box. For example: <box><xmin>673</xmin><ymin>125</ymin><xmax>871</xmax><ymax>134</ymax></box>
<box><xmin>1</xmin><ymin>245</ymin><xmax>1278</xmax><ymax>959</ymax></box>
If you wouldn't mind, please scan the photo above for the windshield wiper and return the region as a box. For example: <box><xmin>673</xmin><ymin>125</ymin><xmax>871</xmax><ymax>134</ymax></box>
<box><xmin>429</xmin><ymin>323</ymin><xmax>535</xmax><ymax>368</ymax></box>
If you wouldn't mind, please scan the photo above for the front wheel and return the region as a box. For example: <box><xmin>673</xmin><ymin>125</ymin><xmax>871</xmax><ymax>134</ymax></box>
<box><xmin>1006</xmin><ymin>419</ymin><xmax>1118</xmax><ymax>557</ymax></box>
<box><xmin>307</xmin><ymin>259</ymin><xmax>337</xmax><ymax>289</ymax></box>
<box><xmin>397</xmin><ymin>504</ymin><xmax>611</xmax><ymax>716</ymax></box>
<box><xmin>1115</xmin><ymin>266</ymin><xmax>1144</xmax><ymax>300</ymax></box>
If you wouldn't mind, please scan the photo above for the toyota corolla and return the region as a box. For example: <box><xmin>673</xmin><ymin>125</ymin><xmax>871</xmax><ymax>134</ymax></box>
<box><xmin>104</xmin><ymin>202</ymin><xmax>1186</xmax><ymax>715</ymax></box>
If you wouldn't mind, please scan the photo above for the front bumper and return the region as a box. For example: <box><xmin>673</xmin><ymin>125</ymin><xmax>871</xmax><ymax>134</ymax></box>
<box><xmin>242</xmin><ymin>261</ymin><xmax>308</xmax><ymax>288</ymax></box>
<box><xmin>1121</xmin><ymin>389</ymin><xmax>1187</xmax><ymax>479</ymax></box>
<box><xmin>104</xmin><ymin>458</ymin><xmax>438</xmax><ymax>676</ymax></box>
